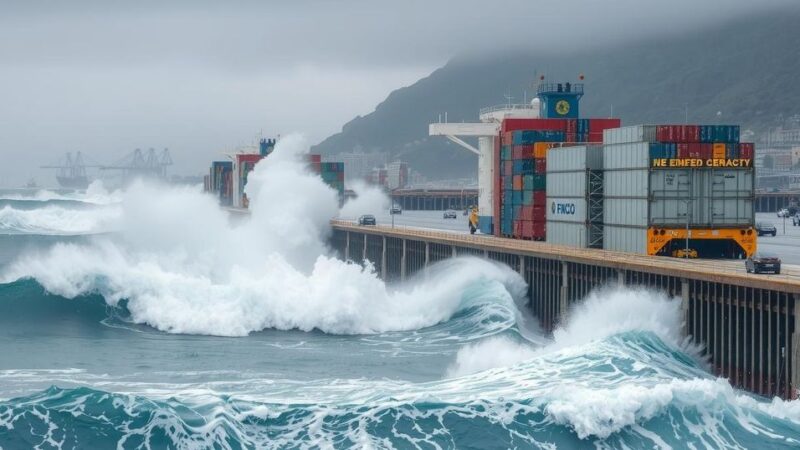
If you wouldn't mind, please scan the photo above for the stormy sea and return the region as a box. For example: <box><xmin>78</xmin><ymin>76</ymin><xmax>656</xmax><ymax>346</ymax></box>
<box><xmin>1</xmin><ymin>136</ymin><xmax>799</xmax><ymax>449</ymax></box>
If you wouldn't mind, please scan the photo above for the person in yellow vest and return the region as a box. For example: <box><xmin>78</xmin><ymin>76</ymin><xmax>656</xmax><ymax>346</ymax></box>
<box><xmin>468</xmin><ymin>207</ymin><xmax>479</xmax><ymax>235</ymax></box>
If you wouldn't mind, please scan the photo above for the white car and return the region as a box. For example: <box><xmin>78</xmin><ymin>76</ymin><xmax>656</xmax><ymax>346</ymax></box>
<box><xmin>443</xmin><ymin>210</ymin><xmax>457</xmax><ymax>219</ymax></box>
<box><xmin>777</xmin><ymin>208</ymin><xmax>790</xmax><ymax>217</ymax></box>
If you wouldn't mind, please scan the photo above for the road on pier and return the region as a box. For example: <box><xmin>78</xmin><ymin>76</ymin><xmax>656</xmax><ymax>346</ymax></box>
<box><xmin>336</xmin><ymin>210</ymin><xmax>800</xmax><ymax>283</ymax></box>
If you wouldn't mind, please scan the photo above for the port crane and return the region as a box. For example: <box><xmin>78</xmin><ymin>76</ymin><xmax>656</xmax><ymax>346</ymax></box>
<box><xmin>101</xmin><ymin>148</ymin><xmax>173</xmax><ymax>181</ymax></box>
<box><xmin>40</xmin><ymin>152</ymin><xmax>96</xmax><ymax>189</ymax></box>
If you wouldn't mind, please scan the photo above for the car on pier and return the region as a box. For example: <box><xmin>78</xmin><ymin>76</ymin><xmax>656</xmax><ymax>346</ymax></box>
<box><xmin>793</xmin><ymin>214</ymin><xmax>800</xmax><ymax>226</ymax></box>
<box><xmin>358</xmin><ymin>215</ymin><xmax>376</xmax><ymax>226</ymax></box>
<box><xmin>777</xmin><ymin>208</ymin><xmax>791</xmax><ymax>218</ymax></box>
<box><xmin>745</xmin><ymin>252</ymin><xmax>781</xmax><ymax>274</ymax></box>
<box><xmin>390</xmin><ymin>205</ymin><xmax>402</xmax><ymax>215</ymax></box>
<box><xmin>755</xmin><ymin>222</ymin><xmax>777</xmax><ymax>236</ymax></box>
<box><xmin>443</xmin><ymin>210</ymin><xmax>458</xmax><ymax>219</ymax></box>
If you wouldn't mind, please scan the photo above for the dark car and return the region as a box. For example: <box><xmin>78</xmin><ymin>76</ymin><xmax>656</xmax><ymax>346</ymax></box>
<box><xmin>745</xmin><ymin>252</ymin><xmax>781</xmax><ymax>274</ymax></box>
<box><xmin>755</xmin><ymin>222</ymin><xmax>777</xmax><ymax>236</ymax></box>
<box><xmin>793</xmin><ymin>214</ymin><xmax>800</xmax><ymax>226</ymax></box>
<box><xmin>358</xmin><ymin>214</ymin><xmax>376</xmax><ymax>226</ymax></box>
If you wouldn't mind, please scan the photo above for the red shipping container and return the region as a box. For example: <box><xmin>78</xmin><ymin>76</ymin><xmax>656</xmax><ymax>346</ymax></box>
<box><xmin>532</xmin><ymin>222</ymin><xmax>546</xmax><ymax>239</ymax></box>
<box><xmin>521</xmin><ymin>220</ymin><xmax>534</xmax><ymax>237</ymax></box>
<box><xmin>676</xmin><ymin>143</ymin><xmax>690</xmax><ymax>158</ymax></box>
<box><xmin>535</xmin><ymin>158</ymin><xmax>546</xmax><ymax>174</ymax></box>
<box><xmin>501</xmin><ymin>132</ymin><xmax>514</xmax><ymax>145</ymax></box>
<box><xmin>533</xmin><ymin>191</ymin><xmax>546</xmax><ymax>205</ymax></box>
<box><xmin>307</xmin><ymin>154</ymin><xmax>322</xmax><ymax>163</ymax></box>
<box><xmin>587</xmin><ymin>132</ymin><xmax>604</xmax><ymax>143</ymax></box>
<box><xmin>740</xmin><ymin>143</ymin><xmax>755</xmax><ymax>160</ymax></box>
<box><xmin>504</xmin><ymin>160</ymin><xmax>513</xmax><ymax>174</ymax></box>
<box><xmin>566</xmin><ymin>119</ymin><xmax>578</xmax><ymax>134</ymax></box>
<box><xmin>501</xmin><ymin>118</ymin><xmax>568</xmax><ymax>133</ymax></box>
<box><xmin>512</xmin><ymin>146</ymin><xmax>530</xmax><ymax>159</ymax></box>
<box><xmin>565</xmin><ymin>133</ymin><xmax>576</xmax><ymax>143</ymax></box>
<box><xmin>588</xmin><ymin>118</ymin><xmax>621</xmax><ymax>134</ymax></box>
<box><xmin>532</xmin><ymin>205</ymin><xmax>546</xmax><ymax>220</ymax></box>
<box><xmin>513</xmin><ymin>221</ymin><xmax>522</xmax><ymax>238</ymax></box>
<box><xmin>657</xmin><ymin>125</ymin><xmax>701</xmax><ymax>143</ymax></box>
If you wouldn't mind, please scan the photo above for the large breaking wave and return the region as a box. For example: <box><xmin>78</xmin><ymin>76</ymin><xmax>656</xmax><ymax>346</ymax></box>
<box><xmin>2</xmin><ymin>288</ymin><xmax>800</xmax><ymax>448</ymax></box>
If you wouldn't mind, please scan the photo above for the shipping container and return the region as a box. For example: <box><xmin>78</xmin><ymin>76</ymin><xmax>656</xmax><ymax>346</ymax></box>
<box><xmin>740</xmin><ymin>143</ymin><xmax>755</xmax><ymax>160</ymax></box>
<box><xmin>548</xmin><ymin>144</ymin><xmax>603</xmax><ymax>171</ymax></box>
<box><xmin>501</xmin><ymin>118</ymin><xmax>568</xmax><ymax>133</ymax></box>
<box><xmin>603</xmin><ymin>142</ymin><xmax>650</xmax><ymax>170</ymax></box>
<box><xmin>588</xmin><ymin>118</ymin><xmax>622</xmax><ymax>134</ymax></box>
<box><xmin>603</xmin><ymin>125</ymin><xmax>657</xmax><ymax>145</ymax></box>
<box><xmin>656</xmin><ymin>125</ymin><xmax>700</xmax><ymax>143</ymax></box>
<box><xmin>512</xmin><ymin>130</ymin><xmax>566</xmax><ymax>145</ymax></box>
<box><xmin>699</xmin><ymin>125</ymin><xmax>740</xmax><ymax>143</ymax></box>
<box><xmin>534</xmin><ymin>142</ymin><xmax>551</xmax><ymax>159</ymax></box>
<box><xmin>712</xmin><ymin>143</ymin><xmax>727</xmax><ymax>159</ymax></box>
<box><xmin>535</xmin><ymin>158</ymin><xmax>546</xmax><ymax>174</ymax></box>
<box><xmin>603</xmin><ymin>226</ymin><xmax>648</xmax><ymax>254</ymax></box>
<box><xmin>547</xmin><ymin>221</ymin><xmax>591</xmax><ymax>247</ymax></box>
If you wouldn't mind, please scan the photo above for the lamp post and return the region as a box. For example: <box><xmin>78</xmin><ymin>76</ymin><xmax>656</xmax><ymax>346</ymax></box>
<box><xmin>681</xmin><ymin>198</ymin><xmax>692</xmax><ymax>258</ymax></box>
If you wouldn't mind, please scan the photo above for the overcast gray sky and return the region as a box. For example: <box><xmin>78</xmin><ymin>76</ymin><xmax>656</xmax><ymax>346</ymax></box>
<box><xmin>0</xmin><ymin>0</ymin><xmax>792</xmax><ymax>186</ymax></box>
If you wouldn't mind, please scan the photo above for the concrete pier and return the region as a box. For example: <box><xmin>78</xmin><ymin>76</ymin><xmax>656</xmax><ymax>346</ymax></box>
<box><xmin>330</xmin><ymin>220</ymin><xmax>800</xmax><ymax>400</ymax></box>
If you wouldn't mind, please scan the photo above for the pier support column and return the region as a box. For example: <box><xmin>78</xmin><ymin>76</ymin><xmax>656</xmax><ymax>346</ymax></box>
<box><xmin>400</xmin><ymin>239</ymin><xmax>407</xmax><ymax>282</ymax></box>
<box><xmin>424</xmin><ymin>242</ymin><xmax>430</xmax><ymax>268</ymax></box>
<box><xmin>559</xmin><ymin>261</ymin><xmax>569</xmax><ymax>324</ymax></box>
<box><xmin>518</xmin><ymin>255</ymin><xmax>525</xmax><ymax>278</ymax></box>
<box><xmin>381</xmin><ymin>236</ymin><xmax>387</xmax><ymax>280</ymax></box>
<box><xmin>792</xmin><ymin>295</ymin><xmax>799</xmax><ymax>399</ymax></box>
<box><xmin>363</xmin><ymin>234</ymin><xmax>368</xmax><ymax>263</ymax></box>
<box><xmin>452</xmin><ymin>245</ymin><xmax>457</xmax><ymax>257</ymax></box>
<box><xmin>617</xmin><ymin>269</ymin><xmax>625</xmax><ymax>287</ymax></box>
<box><xmin>681</xmin><ymin>279</ymin><xmax>690</xmax><ymax>337</ymax></box>
<box><xmin>345</xmin><ymin>232</ymin><xmax>350</xmax><ymax>261</ymax></box>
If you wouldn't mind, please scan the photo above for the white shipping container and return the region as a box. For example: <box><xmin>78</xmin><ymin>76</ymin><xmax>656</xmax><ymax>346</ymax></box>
<box><xmin>603</xmin><ymin>125</ymin><xmax>657</xmax><ymax>146</ymax></box>
<box><xmin>604</xmin><ymin>198</ymin><xmax>648</xmax><ymax>227</ymax></box>
<box><xmin>547</xmin><ymin>198</ymin><xmax>587</xmax><ymax>224</ymax></box>
<box><xmin>547</xmin><ymin>145</ymin><xmax>602</xmax><ymax>172</ymax></box>
<box><xmin>604</xmin><ymin>226</ymin><xmax>648</xmax><ymax>254</ymax></box>
<box><xmin>603</xmin><ymin>142</ymin><xmax>650</xmax><ymax>170</ymax></box>
<box><xmin>547</xmin><ymin>172</ymin><xmax>586</xmax><ymax>198</ymax></box>
<box><xmin>547</xmin><ymin>221</ymin><xmax>589</xmax><ymax>247</ymax></box>
<box><xmin>604</xmin><ymin>168</ymin><xmax>648</xmax><ymax>197</ymax></box>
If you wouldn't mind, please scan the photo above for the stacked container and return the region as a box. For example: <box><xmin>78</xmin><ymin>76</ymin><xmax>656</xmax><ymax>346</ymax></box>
<box><xmin>546</xmin><ymin>144</ymin><xmax>603</xmax><ymax>247</ymax></box>
<box><xmin>498</xmin><ymin>126</ymin><xmax>564</xmax><ymax>239</ymax></box>
<box><xmin>208</xmin><ymin>161</ymin><xmax>233</xmax><ymax>206</ymax></box>
<box><xmin>602</xmin><ymin>124</ymin><xmax>755</xmax><ymax>256</ymax></box>
<box><xmin>495</xmin><ymin>118</ymin><xmax>621</xmax><ymax>239</ymax></box>
<box><xmin>308</xmin><ymin>156</ymin><xmax>345</xmax><ymax>203</ymax></box>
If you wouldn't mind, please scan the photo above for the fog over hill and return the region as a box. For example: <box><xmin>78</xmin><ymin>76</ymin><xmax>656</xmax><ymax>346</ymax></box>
<box><xmin>313</xmin><ymin>7</ymin><xmax>800</xmax><ymax>180</ymax></box>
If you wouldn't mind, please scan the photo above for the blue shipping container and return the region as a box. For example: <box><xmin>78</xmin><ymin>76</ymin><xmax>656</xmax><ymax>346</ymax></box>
<box><xmin>512</xmin><ymin>130</ymin><xmax>566</xmax><ymax>145</ymax></box>
<box><xmin>577</xmin><ymin>119</ymin><xmax>589</xmax><ymax>134</ymax></box>
<box><xmin>512</xmin><ymin>191</ymin><xmax>523</xmax><ymax>205</ymax></box>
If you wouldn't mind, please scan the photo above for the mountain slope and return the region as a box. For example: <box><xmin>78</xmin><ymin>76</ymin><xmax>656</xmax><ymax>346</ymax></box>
<box><xmin>313</xmin><ymin>8</ymin><xmax>800</xmax><ymax>179</ymax></box>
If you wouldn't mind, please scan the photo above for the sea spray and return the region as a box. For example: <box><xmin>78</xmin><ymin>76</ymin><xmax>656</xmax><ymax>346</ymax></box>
<box><xmin>1</xmin><ymin>135</ymin><xmax>527</xmax><ymax>336</ymax></box>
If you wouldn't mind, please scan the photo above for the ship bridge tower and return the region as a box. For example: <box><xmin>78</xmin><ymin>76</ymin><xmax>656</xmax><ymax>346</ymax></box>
<box><xmin>536</xmin><ymin>76</ymin><xmax>584</xmax><ymax>119</ymax></box>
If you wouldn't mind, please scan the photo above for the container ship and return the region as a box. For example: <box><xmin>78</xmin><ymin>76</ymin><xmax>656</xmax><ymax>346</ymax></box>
<box><xmin>430</xmin><ymin>77</ymin><xmax>755</xmax><ymax>259</ymax></box>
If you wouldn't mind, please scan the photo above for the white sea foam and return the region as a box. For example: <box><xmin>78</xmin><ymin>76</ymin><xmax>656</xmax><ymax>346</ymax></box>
<box><xmin>449</xmin><ymin>287</ymin><xmax>691</xmax><ymax>376</ymax></box>
<box><xmin>338</xmin><ymin>180</ymin><xmax>390</xmax><ymax>219</ymax></box>
<box><xmin>2</xmin><ymin>135</ymin><xmax>526</xmax><ymax>336</ymax></box>
<box><xmin>0</xmin><ymin>204</ymin><xmax>121</xmax><ymax>235</ymax></box>
<box><xmin>0</xmin><ymin>180</ymin><xmax>122</xmax><ymax>205</ymax></box>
